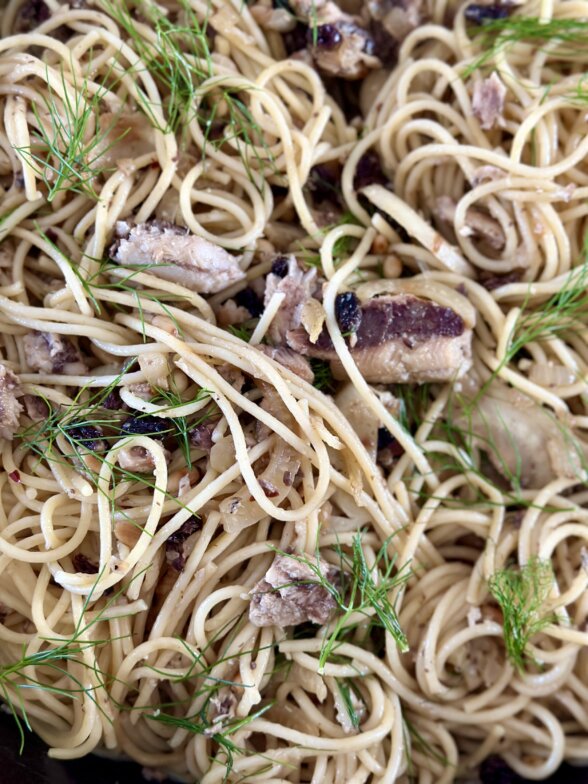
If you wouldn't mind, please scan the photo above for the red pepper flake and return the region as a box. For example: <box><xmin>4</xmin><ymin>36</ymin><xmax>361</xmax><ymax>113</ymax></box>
<box><xmin>8</xmin><ymin>470</ymin><xmax>20</xmax><ymax>483</ymax></box>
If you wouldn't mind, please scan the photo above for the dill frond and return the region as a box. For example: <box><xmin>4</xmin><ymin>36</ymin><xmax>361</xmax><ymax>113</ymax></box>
<box><xmin>423</xmin><ymin>247</ymin><xmax>588</xmax><ymax>505</ymax></box>
<box><xmin>404</xmin><ymin>717</ymin><xmax>451</xmax><ymax>769</ymax></box>
<box><xmin>150</xmin><ymin>701</ymin><xmax>273</xmax><ymax>781</ymax></box>
<box><xmin>227</xmin><ymin>323</ymin><xmax>254</xmax><ymax>342</ymax></box>
<box><xmin>18</xmin><ymin>367</ymin><xmax>210</xmax><ymax>527</ymax></box>
<box><xmin>150</xmin><ymin>382</ymin><xmax>212</xmax><ymax>469</ymax></box>
<box><xmin>0</xmin><ymin>573</ymin><xmax>139</xmax><ymax>751</ymax></box>
<box><xmin>465</xmin><ymin>17</ymin><xmax>588</xmax><ymax>75</ymax></box>
<box><xmin>394</xmin><ymin>383</ymin><xmax>432</xmax><ymax>434</ymax></box>
<box><xmin>309</xmin><ymin>0</ymin><xmax>319</xmax><ymax>47</ymax></box>
<box><xmin>335</xmin><ymin>678</ymin><xmax>363</xmax><ymax>730</ymax></box>
<box><xmin>58</xmin><ymin>249</ymin><xmax>190</xmax><ymax>334</ymax></box>
<box><xmin>509</xmin><ymin>262</ymin><xmax>588</xmax><ymax>358</ymax></box>
<box><xmin>488</xmin><ymin>557</ymin><xmax>556</xmax><ymax>671</ymax></box>
<box><xmin>309</xmin><ymin>359</ymin><xmax>334</xmax><ymax>392</ymax></box>
<box><xmin>15</xmin><ymin>63</ymin><xmax>124</xmax><ymax>202</ymax></box>
<box><xmin>101</xmin><ymin>0</ymin><xmax>212</xmax><ymax>134</ymax></box>
<box><xmin>217</xmin><ymin>91</ymin><xmax>280</xmax><ymax>186</ymax></box>
<box><xmin>102</xmin><ymin>0</ymin><xmax>277</xmax><ymax>187</ymax></box>
<box><xmin>300</xmin><ymin>213</ymin><xmax>362</xmax><ymax>270</ymax></box>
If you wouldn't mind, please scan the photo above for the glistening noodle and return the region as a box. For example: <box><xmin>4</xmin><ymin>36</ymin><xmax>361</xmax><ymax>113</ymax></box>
<box><xmin>0</xmin><ymin>1</ymin><xmax>587</xmax><ymax>783</ymax></box>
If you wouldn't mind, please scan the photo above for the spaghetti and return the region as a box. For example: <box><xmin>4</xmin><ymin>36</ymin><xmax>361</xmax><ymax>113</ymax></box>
<box><xmin>0</xmin><ymin>0</ymin><xmax>588</xmax><ymax>782</ymax></box>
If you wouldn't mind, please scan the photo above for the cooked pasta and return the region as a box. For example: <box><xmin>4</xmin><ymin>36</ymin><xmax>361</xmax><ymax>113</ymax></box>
<box><xmin>1</xmin><ymin>0</ymin><xmax>588</xmax><ymax>782</ymax></box>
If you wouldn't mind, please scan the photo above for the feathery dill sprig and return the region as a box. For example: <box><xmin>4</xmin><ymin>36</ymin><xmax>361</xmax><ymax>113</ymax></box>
<box><xmin>300</xmin><ymin>212</ymin><xmax>363</xmax><ymax>270</ymax></box>
<box><xmin>335</xmin><ymin>678</ymin><xmax>363</xmax><ymax>730</ymax></box>
<box><xmin>102</xmin><ymin>0</ymin><xmax>278</xmax><ymax>186</ymax></box>
<box><xmin>395</xmin><ymin>383</ymin><xmax>432</xmax><ymax>434</ymax></box>
<box><xmin>465</xmin><ymin>17</ymin><xmax>588</xmax><ymax>76</ymax></box>
<box><xmin>15</xmin><ymin>62</ymin><xmax>124</xmax><ymax>202</ymax></box>
<box><xmin>102</xmin><ymin>0</ymin><xmax>212</xmax><ymax>134</ymax></box>
<box><xmin>145</xmin><ymin>616</ymin><xmax>278</xmax><ymax>782</ymax></box>
<box><xmin>55</xmin><ymin>247</ymin><xmax>191</xmax><ymax>335</ymax></box>
<box><xmin>309</xmin><ymin>359</ymin><xmax>334</xmax><ymax>393</ymax></box>
<box><xmin>1</xmin><ymin>640</ymin><xmax>105</xmax><ymax>752</ymax></box>
<box><xmin>18</xmin><ymin>369</ymin><xmax>213</xmax><ymax>529</ymax></box>
<box><xmin>404</xmin><ymin>717</ymin><xmax>451</xmax><ymax>768</ymax></box>
<box><xmin>272</xmin><ymin>532</ymin><xmax>410</xmax><ymax>671</ymax></box>
<box><xmin>150</xmin><ymin>382</ymin><xmax>211</xmax><ymax>469</ymax></box>
<box><xmin>151</xmin><ymin>702</ymin><xmax>278</xmax><ymax>784</ymax></box>
<box><xmin>227</xmin><ymin>323</ymin><xmax>255</xmax><ymax>343</ymax></box>
<box><xmin>0</xmin><ymin>573</ymin><xmax>139</xmax><ymax>751</ymax></box>
<box><xmin>450</xmin><ymin>250</ymin><xmax>588</xmax><ymax>437</ymax></box>
<box><xmin>425</xmin><ymin>246</ymin><xmax>588</xmax><ymax>504</ymax></box>
<box><xmin>508</xmin><ymin>261</ymin><xmax>588</xmax><ymax>360</ymax></box>
<box><xmin>488</xmin><ymin>557</ymin><xmax>556</xmax><ymax>671</ymax></box>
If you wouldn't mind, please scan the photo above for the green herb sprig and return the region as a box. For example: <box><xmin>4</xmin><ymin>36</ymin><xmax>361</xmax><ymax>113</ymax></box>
<box><xmin>0</xmin><ymin>573</ymin><xmax>140</xmax><ymax>752</ymax></box>
<box><xmin>102</xmin><ymin>0</ymin><xmax>278</xmax><ymax>187</ymax></box>
<box><xmin>15</xmin><ymin>63</ymin><xmax>125</xmax><ymax>202</ymax></box>
<box><xmin>309</xmin><ymin>358</ymin><xmax>334</xmax><ymax>393</ymax></box>
<box><xmin>488</xmin><ymin>557</ymin><xmax>556</xmax><ymax>671</ymax></box>
<box><xmin>465</xmin><ymin>17</ymin><xmax>588</xmax><ymax>76</ymax></box>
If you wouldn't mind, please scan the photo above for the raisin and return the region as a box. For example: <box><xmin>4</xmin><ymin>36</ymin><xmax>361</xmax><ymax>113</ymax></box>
<box><xmin>479</xmin><ymin>756</ymin><xmax>523</xmax><ymax>784</ymax></box>
<box><xmin>19</xmin><ymin>0</ymin><xmax>50</xmax><ymax>26</ymax></box>
<box><xmin>465</xmin><ymin>3</ymin><xmax>512</xmax><ymax>24</ymax></box>
<box><xmin>121</xmin><ymin>415</ymin><xmax>175</xmax><ymax>436</ymax></box>
<box><xmin>283</xmin><ymin>22</ymin><xmax>308</xmax><ymax>54</ymax></box>
<box><xmin>335</xmin><ymin>292</ymin><xmax>362</xmax><ymax>334</ymax></box>
<box><xmin>235</xmin><ymin>287</ymin><xmax>264</xmax><ymax>317</ymax></box>
<box><xmin>102</xmin><ymin>389</ymin><xmax>123</xmax><ymax>409</ymax></box>
<box><xmin>271</xmin><ymin>256</ymin><xmax>290</xmax><ymax>278</ymax></box>
<box><xmin>310</xmin><ymin>24</ymin><xmax>342</xmax><ymax>49</ymax></box>
<box><xmin>377</xmin><ymin>427</ymin><xmax>394</xmax><ymax>450</ymax></box>
<box><xmin>68</xmin><ymin>424</ymin><xmax>107</xmax><ymax>452</ymax></box>
<box><xmin>308</xmin><ymin>163</ymin><xmax>342</xmax><ymax>205</ymax></box>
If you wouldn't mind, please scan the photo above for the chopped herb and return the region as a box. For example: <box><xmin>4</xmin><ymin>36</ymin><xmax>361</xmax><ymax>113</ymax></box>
<box><xmin>228</xmin><ymin>323</ymin><xmax>255</xmax><ymax>342</ymax></box>
<box><xmin>509</xmin><ymin>261</ymin><xmax>588</xmax><ymax>360</ymax></box>
<box><xmin>0</xmin><ymin>573</ymin><xmax>138</xmax><ymax>752</ymax></box>
<box><xmin>102</xmin><ymin>0</ymin><xmax>277</xmax><ymax>188</ymax></box>
<box><xmin>335</xmin><ymin>678</ymin><xmax>363</xmax><ymax>730</ymax></box>
<box><xmin>15</xmin><ymin>60</ymin><xmax>125</xmax><ymax>201</ymax></box>
<box><xmin>404</xmin><ymin>717</ymin><xmax>451</xmax><ymax>769</ymax></box>
<box><xmin>465</xmin><ymin>17</ymin><xmax>588</xmax><ymax>76</ymax></box>
<box><xmin>310</xmin><ymin>359</ymin><xmax>335</xmax><ymax>392</ymax></box>
<box><xmin>149</xmin><ymin>383</ymin><xmax>211</xmax><ymax>468</ymax></box>
<box><xmin>488</xmin><ymin>557</ymin><xmax>556</xmax><ymax>670</ymax></box>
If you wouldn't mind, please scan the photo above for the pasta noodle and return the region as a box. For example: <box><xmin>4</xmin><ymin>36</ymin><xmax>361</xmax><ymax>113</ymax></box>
<box><xmin>1</xmin><ymin>0</ymin><xmax>588</xmax><ymax>782</ymax></box>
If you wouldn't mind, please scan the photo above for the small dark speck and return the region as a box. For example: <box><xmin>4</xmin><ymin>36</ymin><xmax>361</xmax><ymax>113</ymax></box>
<box><xmin>271</xmin><ymin>256</ymin><xmax>289</xmax><ymax>278</ymax></box>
